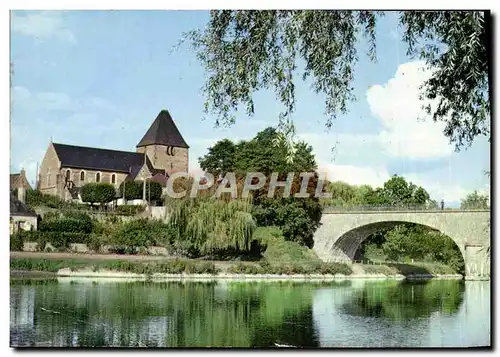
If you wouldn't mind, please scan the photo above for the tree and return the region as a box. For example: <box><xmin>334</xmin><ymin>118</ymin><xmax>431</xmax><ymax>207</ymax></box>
<box><xmin>81</xmin><ymin>183</ymin><xmax>116</xmax><ymax>208</ymax></box>
<box><xmin>197</xmin><ymin>127</ymin><xmax>320</xmax><ymax>247</ymax></box>
<box><xmin>460</xmin><ymin>190</ymin><xmax>489</xmax><ymax>209</ymax></box>
<box><xmin>382</xmin><ymin>175</ymin><xmax>431</xmax><ymax>207</ymax></box>
<box><xmin>199</xmin><ymin>139</ymin><xmax>236</xmax><ymax>179</ymax></box>
<box><xmin>119</xmin><ymin>181</ymin><xmax>143</xmax><ymax>200</ymax></box>
<box><xmin>146</xmin><ymin>180</ymin><xmax>163</xmax><ymax>202</ymax></box>
<box><xmin>182</xmin><ymin>10</ymin><xmax>490</xmax><ymax>155</ymax></box>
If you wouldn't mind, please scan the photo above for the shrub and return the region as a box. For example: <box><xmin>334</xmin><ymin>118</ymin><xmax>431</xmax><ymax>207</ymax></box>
<box><xmin>116</xmin><ymin>205</ymin><xmax>145</xmax><ymax>215</ymax></box>
<box><xmin>252</xmin><ymin>198</ymin><xmax>322</xmax><ymax>248</ymax></box>
<box><xmin>168</xmin><ymin>197</ymin><xmax>256</xmax><ymax>257</ymax></box>
<box><xmin>10</xmin><ymin>232</ymin><xmax>24</xmax><ymax>251</ymax></box>
<box><xmin>81</xmin><ymin>183</ymin><xmax>117</xmax><ymax>206</ymax></box>
<box><xmin>39</xmin><ymin>211</ymin><xmax>93</xmax><ymax>233</ymax></box>
<box><xmin>228</xmin><ymin>262</ymin><xmax>263</xmax><ymax>274</ymax></box>
<box><xmin>109</xmin><ymin>218</ymin><xmax>173</xmax><ymax>250</ymax></box>
<box><xmin>17</xmin><ymin>231</ymin><xmax>105</xmax><ymax>252</ymax></box>
<box><xmin>118</xmin><ymin>181</ymin><xmax>143</xmax><ymax>200</ymax></box>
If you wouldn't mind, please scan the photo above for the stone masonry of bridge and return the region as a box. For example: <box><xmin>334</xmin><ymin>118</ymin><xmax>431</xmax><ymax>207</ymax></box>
<box><xmin>313</xmin><ymin>210</ymin><xmax>490</xmax><ymax>279</ymax></box>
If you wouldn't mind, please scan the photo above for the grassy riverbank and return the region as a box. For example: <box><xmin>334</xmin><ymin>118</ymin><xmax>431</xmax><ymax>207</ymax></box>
<box><xmin>10</xmin><ymin>255</ymin><xmax>461</xmax><ymax>279</ymax></box>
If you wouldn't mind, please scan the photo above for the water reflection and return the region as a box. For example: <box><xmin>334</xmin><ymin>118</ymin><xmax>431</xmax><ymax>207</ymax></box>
<box><xmin>10</xmin><ymin>278</ymin><xmax>489</xmax><ymax>348</ymax></box>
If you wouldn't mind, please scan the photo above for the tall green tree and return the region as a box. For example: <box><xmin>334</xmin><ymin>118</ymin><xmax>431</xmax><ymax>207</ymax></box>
<box><xmin>199</xmin><ymin>138</ymin><xmax>236</xmax><ymax>179</ymax></box>
<box><xmin>382</xmin><ymin>175</ymin><xmax>430</xmax><ymax>206</ymax></box>
<box><xmin>81</xmin><ymin>183</ymin><xmax>116</xmax><ymax>208</ymax></box>
<box><xmin>460</xmin><ymin>190</ymin><xmax>489</xmax><ymax>209</ymax></box>
<box><xmin>183</xmin><ymin>10</ymin><xmax>490</xmax><ymax>154</ymax></box>
<box><xmin>197</xmin><ymin>127</ymin><xmax>320</xmax><ymax>247</ymax></box>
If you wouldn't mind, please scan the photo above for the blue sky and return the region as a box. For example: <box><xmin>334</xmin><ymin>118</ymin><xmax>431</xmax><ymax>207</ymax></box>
<box><xmin>10</xmin><ymin>10</ymin><xmax>490</xmax><ymax>206</ymax></box>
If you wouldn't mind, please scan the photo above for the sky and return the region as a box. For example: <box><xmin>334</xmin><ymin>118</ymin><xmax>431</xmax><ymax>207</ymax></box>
<box><xmin>10</xmin><ymin>10</ymin><xmax>491</xmax><ymax>207</ymax></box>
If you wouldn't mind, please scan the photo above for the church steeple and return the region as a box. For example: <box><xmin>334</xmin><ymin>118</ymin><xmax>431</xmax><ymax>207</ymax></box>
<box><xmin>136</xmin><ymin>109</ymin><xmax>189</xmax><ymax>175</ymax></box>
<box><xmin>136</xmin><ymin>110</ymin><xmax>189</xmax><ymax>149</ymax></box>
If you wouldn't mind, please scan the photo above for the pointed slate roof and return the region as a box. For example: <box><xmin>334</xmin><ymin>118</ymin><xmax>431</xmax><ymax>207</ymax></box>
<box><xmin>52</xmin><ymin>143</ymin><xmax>154</xmax><ymax>173</ymax></box>
<box><xmin>10</xmin><ymin>193</ymin><xmax>37</xmax><ymax>217</ymax></box>
<box><xmin>136</xmin><ymin>110</ymin><xmax>189</xmax><ymax>149</ymax></box>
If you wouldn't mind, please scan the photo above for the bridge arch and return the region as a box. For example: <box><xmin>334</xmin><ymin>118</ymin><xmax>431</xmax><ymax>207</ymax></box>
<box><xmin>329</xmin><ymin>220</ymin><xmax>464</xmax><ymax>263</ymax></box>
<box><xmin>313</xmin><ymin>210</ymin><xmax>490</xmax><ymax>278</ymax></box>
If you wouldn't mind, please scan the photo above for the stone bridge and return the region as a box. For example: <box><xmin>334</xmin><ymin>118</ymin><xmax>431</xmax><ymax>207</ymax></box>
<box><xmin>313</xmin><ymin>209</ymin><xmax>490</xmax><ymax>279</ymax></box>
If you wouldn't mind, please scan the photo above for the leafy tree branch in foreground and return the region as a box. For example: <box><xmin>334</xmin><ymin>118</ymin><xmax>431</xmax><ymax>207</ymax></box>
<box><xmin>182</xmin><ymin>10</ymin><xmax>490</xmax><ymax>156</ymax></box>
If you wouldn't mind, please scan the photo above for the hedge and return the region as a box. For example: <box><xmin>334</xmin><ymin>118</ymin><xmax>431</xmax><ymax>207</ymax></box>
<box><xmin>116</xmin><ymin>205</ymin><xmax>146</xmax><ymax>215</ymax></box>
<box><xmin>10</xmin><ymin>231</ymin><xmax>104</xmax><ymax>252</ymax></box>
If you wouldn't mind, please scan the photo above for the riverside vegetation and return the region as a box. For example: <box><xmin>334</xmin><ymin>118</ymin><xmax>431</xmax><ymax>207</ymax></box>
<box><xmin>11</xmin><ymin>128</ymin><xmax>488</xmax><ymax>277</ymax></box>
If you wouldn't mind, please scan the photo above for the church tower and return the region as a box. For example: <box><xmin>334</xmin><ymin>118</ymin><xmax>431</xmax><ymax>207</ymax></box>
<box><xmin>136</xmin><ymin>110</ymin><xmax>189</xmax><ymax>174</ymax></box>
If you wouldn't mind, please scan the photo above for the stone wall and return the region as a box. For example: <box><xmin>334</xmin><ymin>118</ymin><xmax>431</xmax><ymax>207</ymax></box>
<box><xmin>137</xmin><ymin>145</ymin><xmax>188</xmax><ymax>173</ymax></box>
<box><xmin>21</xmin><ymin>242</ymin><xmax>171</xmax><ymax>256</ymax></box>
<box><xmin>313</xmin><ymin>210</ymin><xmax>491</xmax><ymax>279</ymax></box>
<box><xmin>38</xmin><ymin>143</ymin><xmax>61</xmax><ymax>196</ymax></box>
<box><xmin>10</xmin><ymin>215</ymin><xmax>38</xmax><ymax>234</ymax></box>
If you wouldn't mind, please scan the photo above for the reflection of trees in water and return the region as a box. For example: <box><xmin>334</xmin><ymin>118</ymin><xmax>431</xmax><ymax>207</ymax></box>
<box><xmin>340</xmin><ymin>280</ymin><xmax>464</xmax><ymax>320</ymax></box>
<box><xmin>10</xmin><ymin>280</ymin><xmax>342</xmax><ymax>347</ymax></box>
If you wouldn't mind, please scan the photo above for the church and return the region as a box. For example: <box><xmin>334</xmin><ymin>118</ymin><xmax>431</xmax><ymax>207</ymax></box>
<box><xmin>37</xmin><ymin>109</ymin><xmax>189</xmax><ymax>202</ymax></box>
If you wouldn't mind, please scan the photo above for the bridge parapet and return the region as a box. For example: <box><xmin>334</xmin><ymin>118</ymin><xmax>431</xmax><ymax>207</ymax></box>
<box><xmin>322</xmin><ymin>204</ymin><xmax>490</xmax><ymax>214</ymax></box>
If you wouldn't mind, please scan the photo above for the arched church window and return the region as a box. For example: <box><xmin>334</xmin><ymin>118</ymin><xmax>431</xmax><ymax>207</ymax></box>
<box><xmin>65</xmin><ymin>169</ymin><xmax>71</xmax><ymax>181</ymax></box>
<box><xmin>96</xmin><ymin>172</ymin><xmax>101</xmax><ymax>183</ymax></box>
<box><xmin>111</xmin><ymin>173</ymin><xmax>116</xmax><ymax>184</ymax></box>
<box><xmin>80</xmin><ymin>171</ymin><xmax>85</xmax><ymax>182</ymax></box>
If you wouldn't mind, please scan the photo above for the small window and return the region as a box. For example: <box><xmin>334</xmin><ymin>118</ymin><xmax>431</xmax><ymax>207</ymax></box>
<box><xmin>80</xmin><ymin>171</ymin><xmax>85</xmax><ymax>182</ymax></box>
<box><xmin>47</xmin><ymin>174</ymin><xmax>51</xmax><ymax>186</ymax></box>
<box><xmin>111</xmin><ymin>173</ymin><xmax>116</xmax><ymax>184</ymax></box>
<box><xmin>96</xmin><ymin>172</ymin><xmax>101</xmax><ymax>183</ymax></box>
<box><xmin>65</xmin><ymin>169</ymin><xmax>71</xmax><ymax>181</ymax></box>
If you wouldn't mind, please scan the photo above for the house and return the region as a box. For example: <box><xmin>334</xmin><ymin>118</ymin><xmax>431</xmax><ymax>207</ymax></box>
<box><xmin>10</xmin><ymin>169</ymin><xmax>32</xmax><ymax>192</ymax></box>
<box><xmin>10</xmin><ymin>192</ymin><xmax>37</xmax><ymax>234</ymax></box>
<box><xmin>37</xmin><ymin>109</ymin><xmax>189</xmax><ymax>202</ymax></box>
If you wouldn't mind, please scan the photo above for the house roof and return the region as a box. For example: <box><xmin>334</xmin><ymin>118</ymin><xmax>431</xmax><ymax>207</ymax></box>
<box><xmin>52</xmin><ymin>143</ymin><xmax>154</xmax><ymax>174</ymax></box>
<box><xmin>10</xmin><ymin>171</ymin><xmax>32</xmax><ymax>190</ymax></box>
<box><xmin>10</xmin><ymin>194</ymin><xmax>37</xmax><ymax>217</ymax></box>
<box><xmin>150</xmin><ymin>173</ymin><xmax>169</xmax><ymax>187</ymax></box>
<box><xmin>136</xmin><ymin>110</ymin><xmax>189</xmax><ymax>149</ymax></box>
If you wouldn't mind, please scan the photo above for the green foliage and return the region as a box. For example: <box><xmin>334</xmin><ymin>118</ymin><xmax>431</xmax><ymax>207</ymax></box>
<box><xmin>460</xmin><ymin>190</ymin><xmax>489</xmax><ymax>209</ymax></box>
<box><xmin>227</xmin><ymin>260</ymin><xmax>352</xmax><ymax>275</ymax></box>
<box><xmin>81</xmin><ymin>183</ymin><xmax>117</xmax><ymax>205</ymax></box>
<box><xmin>39</xmin><ymin>211</ymin><xmax>93</xmax><ymax>234</ymax></box>
<box><xmin>400</xmin><ymin>11</ymin><xmax>490</xmax><ymax>149</ymax></box>
<box><xmin>169</xmin><ymin>198</ymin><xmax>257</xmax><ymax>257</ymax></box>
<box><xmin>381</xmin><ymin>175</ymin><xmax>430</xmax><ymax>206</ymax></box>
<box><xmin>198</xmin><ymin>128</ymin><xmax>320</xmax><ymax>247</ymax></box>
<box><xmin>109</xmin><ymin>218</ymin><xmax>174</xmax><ymax>250</ymax></box>
<box><xmin>199</xmin><ymin>138</ymin><xmax>236</xmax><ymax>178</ymax></box>
<box><xmin>252</xmin><ymin>198</ymin><xmax>321</xmax><ymax>248</ymax></box>
<box><xmin>26</xmin><ymin>189</ymin><xmax>83</xmax><ymax>209</ymax></box>
<box><xmin>117</xmin><ymin>180</ymin><xmax>162</xmax><ymax>202</ymax></box>
<box><xmin>118</xmin><ymin>181</ymin><xmax>143</xmax><ymax>200</ymax></box>
<box><xmin>10</xmin><ymin>258</ymin><xmax>88</xmax><ymax>272</ymax></box>
<box><xmin>378</xmin><ymin>224</ymin><xmax>465</xmax><ymax>274</ymax></box>
<box><xmin>10</xmin><ymin>258</ymin><xmax>220</xmax><ymax>275</ymax></box>
<box><xmin>145</xmin><ymin>180</ymin><xmax>163</xmax><ymax>201</ymax></box>
<box><xmin>199</xmin><ymin>127</ymin><xmax>316</xmax><ymax>176</ymax></box>
<box><xmin>115</xmin><ymin>204</ymin><xmax>146</xmax><ymax>215</ymax></box>
<box><xmin>183</xmin><ymin>10</ymin><xmax>489</xmax><ymax>154</ymax></box>
<box><xmin>232</xmin><ymin>128</ymin><xmax>317</xmax><ymax>174</ymax></box>
<box><xmin>322</xmin><ymin>176</ymin><xmax>432</xmax><ymax>208</ymax></box>
<box><xmin>11</xmin><ymin>231</ymin><xmax>104</xmax><ymax>251</ymax></box>
<box><xmin>10</xmin><ymin>232</ymin><xmax>24</xmax><ymax>251</ymax></box>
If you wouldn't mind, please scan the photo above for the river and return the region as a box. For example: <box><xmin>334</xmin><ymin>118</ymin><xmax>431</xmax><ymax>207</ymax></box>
<box><xmin>10</xmin><ymin>278</ymin><xmax>490</xmax><ymax>348</ymax></box>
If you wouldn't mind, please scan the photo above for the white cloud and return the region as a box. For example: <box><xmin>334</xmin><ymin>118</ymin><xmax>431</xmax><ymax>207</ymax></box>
<box><xmin>366</xmin><ymin>61</ymin><xmax>453</xmax><ymax>159</ymax></box>
<box><xmin>11</xmin><ymin>11</ymin><xmax>76</xmax><ymax>44</ymax></box>
<box><xmin>319</xmin><ymin>163</ymin><xmax>390</xmax><ymax>188</ymax></box>
<box><xmin>12</xmin><ymin>86</ymin><xmax>115</xmax><ymax>115</ymax></box>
